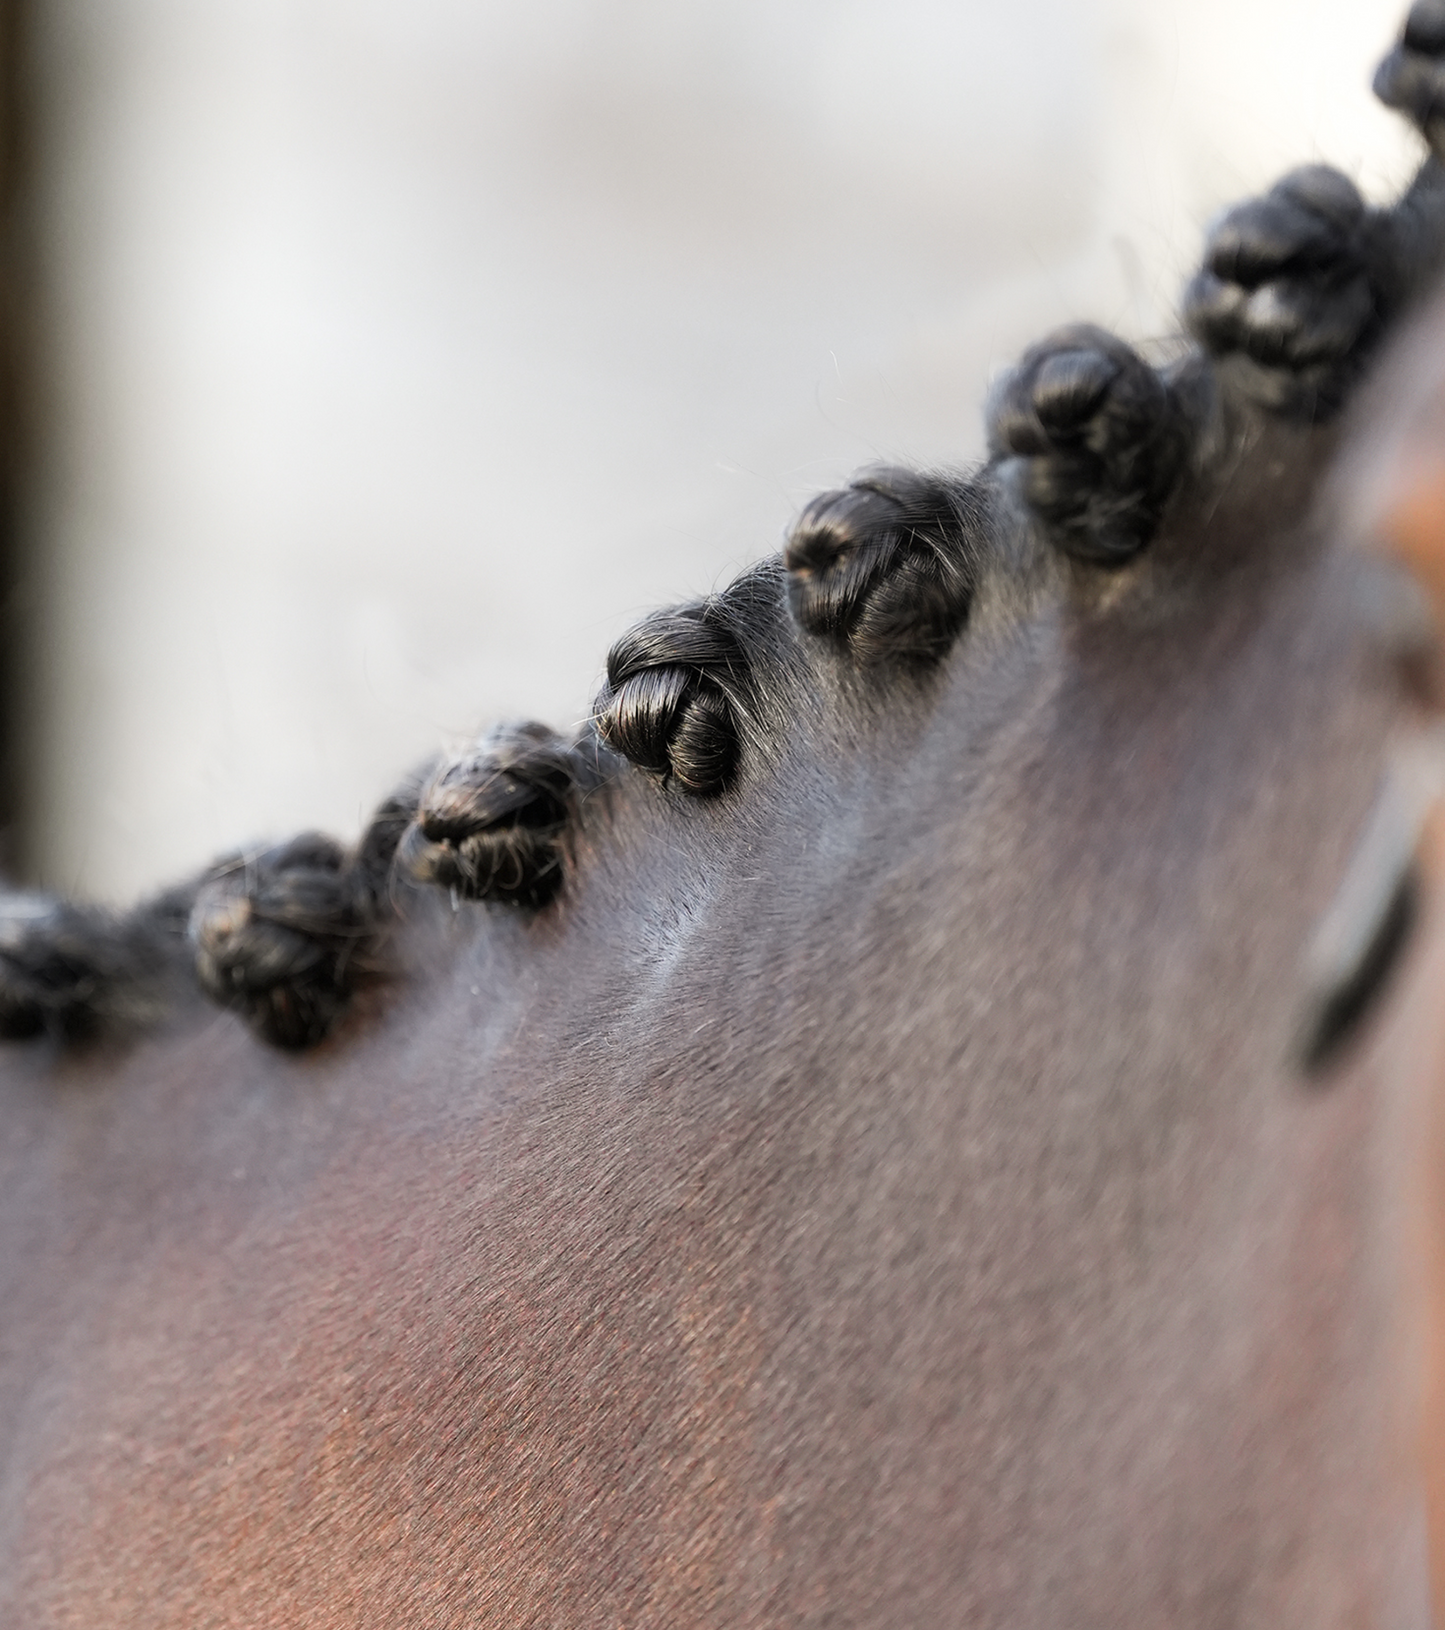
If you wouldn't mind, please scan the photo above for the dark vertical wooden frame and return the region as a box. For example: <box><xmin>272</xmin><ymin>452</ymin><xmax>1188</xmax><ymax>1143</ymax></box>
<box><xmin>0</xmin><ymin>0</ymin><xmax>28</xmax><ymax>877</ymax></box>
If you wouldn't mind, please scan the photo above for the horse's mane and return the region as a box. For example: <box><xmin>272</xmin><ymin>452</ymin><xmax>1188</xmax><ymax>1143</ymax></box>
<box><xmin>3</xmin><ymin>132</ymin><xmax>1437</xmax><ymax>1063</ymax></box>
<box><xmin>10</xmin><ymin>15</ymin><xmax>1445</xmax><ymax>1623</ymax></box>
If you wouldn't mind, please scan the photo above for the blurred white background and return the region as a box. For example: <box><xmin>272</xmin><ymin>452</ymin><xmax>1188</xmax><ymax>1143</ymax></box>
<box><xmin>21</xmin><ymin>0</ymin><xmax>1422</xmax><ymax>900</ymax></box>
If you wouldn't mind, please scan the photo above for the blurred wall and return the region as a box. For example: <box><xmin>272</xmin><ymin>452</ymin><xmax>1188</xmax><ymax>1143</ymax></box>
<box><xmin>19</xmin><ymin>0</ymin><xmax>1422</xmax><ymax>901</ymax></box>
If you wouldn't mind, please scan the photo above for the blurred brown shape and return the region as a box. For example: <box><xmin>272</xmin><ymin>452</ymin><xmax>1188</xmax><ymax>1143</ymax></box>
<box><xmin>1350</xmin><ymin>280</ymin><xmax>1445</xmax><ymax>1627</ymax></box>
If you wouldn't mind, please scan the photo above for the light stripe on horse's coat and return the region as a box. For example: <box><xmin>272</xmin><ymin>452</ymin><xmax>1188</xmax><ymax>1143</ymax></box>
<box><xmin>4</xmin><ymin>5</ymin><xmax>1445</xmax><ymax>1626</ymax></box>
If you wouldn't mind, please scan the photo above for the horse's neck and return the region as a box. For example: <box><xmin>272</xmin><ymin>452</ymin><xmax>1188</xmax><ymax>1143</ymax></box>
<box><xmin>0</xmin><ymin>468</ymin><xmax>1424</xmax><ymax>1626</ymax></box>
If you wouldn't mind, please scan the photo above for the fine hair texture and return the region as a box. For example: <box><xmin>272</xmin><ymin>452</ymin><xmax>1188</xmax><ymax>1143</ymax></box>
<box><xmin>11</xmin><ymin>8</ymin><xmax>1445</xmax><ymax>1051</ymax></box>
<box><xmin>188</xmin><ymin>772</ymin><xmax>425</xmax><ymax>1050</ymax></box>
<box><xmin>595</xmin><ymin>590</ymin><xmax>751</xmax><ymax>797</ymax></box>
<box><xmin>0</xmin><ymin>886</ymin><xmax>191</xmax><ymax>1042</ymax></box>
<box><xmin>1183</xmin><ymin>166</ymin><xmax>1384</xmax><ymax>418</ymax></box>
<box><xmin>190</xmin><ymin>834</ymin><xmax>373</xmax><ymax>1051</ymax></box>
<box><xmin>783</xmin><ymin>466</ymin><xmax>985</xmax><ymax>662</ymax></box>
<box><xmin>11</xmin><ymin>18</ymin><xmax>1445</xmax><ymax>1628</ymax></box>
<box><xmin>986</xmin><ymin>323</ymin><xmax>1191</xmax><ymax>564</ymax></box>
<box><xmin>398</xmin><ymin>722</ymin><xmax>603</xmax><ymax>908</ymax></box>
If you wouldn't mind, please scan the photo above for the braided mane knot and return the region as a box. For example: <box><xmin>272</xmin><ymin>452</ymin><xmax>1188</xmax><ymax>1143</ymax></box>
<box><xmin>0</xmin><ymin>894</ymin><xmax>177</xmax><ymax>1041</ymax></box>
<box><xmin>784</xmin><ymin>466</ymin><xmax>980</xmax><ymax>662</ymax></box>
<box><xmin>398</xmin><ymin>722</ymin><xmax>591</xmax><ymax>907</ymax></box>
<box><xmin>987</xmin><ymin>325</ymin><xmax>1188</xmax><ymax>563</ymax></box>
<box><xmin>1183</xmin><ymin>167</ymin><xmax>1380</xmax><ymax>418</ymax></box>
<box><xmin>189</xmin><ymin>833</ymin><xmax>378</xmax><ymax>1051</ymax></box>
<box><xmin>596</xmin><ymin>606</ymin><xmax>746</xmax><ymax>797</ymax></box>
<box><xmin>1376</xmin><ymin>2</ymin><xmax>1445</xmax><ymax>153</ymax></box>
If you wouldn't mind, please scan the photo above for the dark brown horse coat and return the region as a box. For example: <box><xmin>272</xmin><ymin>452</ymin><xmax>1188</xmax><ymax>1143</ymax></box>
<box><xmin>7</xmin><ymin>12</ymin><xmax>1445</xmax><ymax>1627</ymax></box>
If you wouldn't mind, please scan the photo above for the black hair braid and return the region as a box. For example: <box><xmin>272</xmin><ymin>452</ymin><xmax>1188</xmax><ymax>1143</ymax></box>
<box><xmin>784</xmin><ymin>466</ymin><xmax>982</xmax><ymax>661</ymax></box>
<box><xmin>398</xmin><ymin>721</ymin><xmax>601</xmax><ymax>908</ymax></box>
<box><xmin>596</xmin><ymin>606</ymin><xmax>747</xmax><ymax>796</ymax></box>
<box><xmin>187</xmin><ymin>764</ymin><xmax>431</xmax><ymax>1050</ymax></box>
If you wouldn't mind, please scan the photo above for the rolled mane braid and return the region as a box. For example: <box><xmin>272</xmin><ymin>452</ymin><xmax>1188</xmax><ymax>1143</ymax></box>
<box><xmin>398</xmin><ymin>722</ymin><xmax>597</xmax><ymax>908</ymax></box>
<box><xmin>1181</xmin><ymin>168</ymin><xmax>1382</xmax><ymax>419</ymax></box>
<box><xmin>986</xmin><ymin>324</ymin><xmax>1190</xmax><ymax>563</ymax></box>
<box><xmin>596</xmin><ymin>606</ymin><xmax>746</xmax><ymax>796</ymax></box>
<box><xmin>0</xmin><ymin>891</ymin><xmax>186</xmax><ymax>1042</ymax></box>
<box><xmin>185</xmin><ymin>761</ymin><xmax>436</xmax><ymax>1051</ymax></box>
<box><xmin>1376</xmin><ymin>2</ymin><xmax>1445</xmax><ymax>159</ymax></box>
<box><xmin>784</xmin><ymin>466</ymin><xmax>982</xmax><ymax>663</ymax></box>
<box><xmin>189</xmin><ymin>833</ymin><xmax>375</xmax><ymax>1050</ymax></box>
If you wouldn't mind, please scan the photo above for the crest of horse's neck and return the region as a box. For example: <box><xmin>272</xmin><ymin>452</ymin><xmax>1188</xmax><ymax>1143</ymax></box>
<box><xmin>0</xmin><ymin>386</ymin><xmax>1423</xmax><ymax>1625</ymax></box>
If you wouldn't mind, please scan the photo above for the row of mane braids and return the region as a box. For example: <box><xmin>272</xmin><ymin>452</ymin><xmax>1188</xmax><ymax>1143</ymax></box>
<box><xmin>5</xmin><ymin>3</ymin><xmax>1445</xmax><ymax>1053</ymax></box>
